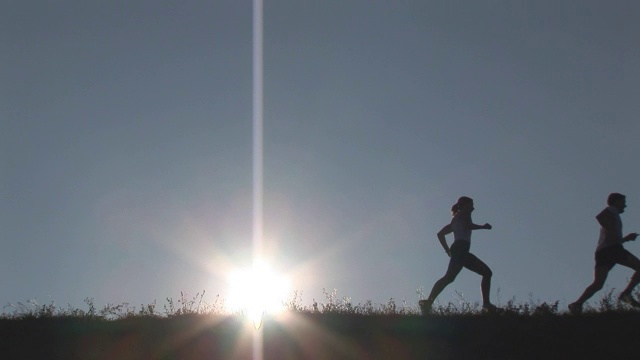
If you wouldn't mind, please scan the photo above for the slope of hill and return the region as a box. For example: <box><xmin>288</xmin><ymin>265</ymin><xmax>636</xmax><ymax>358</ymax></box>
<box><xmin>2</xmin><ymin>312</ymin><xmax>639</xmax><ymax>360</ymax></box>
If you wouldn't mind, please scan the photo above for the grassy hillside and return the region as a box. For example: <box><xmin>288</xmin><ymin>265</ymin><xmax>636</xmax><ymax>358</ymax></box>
<box><xmin>2</xmin><ymin>291</ymin><xmax>640</xmax><ymax>359</ymax></box>
<box><xmin>2</xmin><ymin>311</ymin><xmax>640</xmax><ymax>359</ymax></box>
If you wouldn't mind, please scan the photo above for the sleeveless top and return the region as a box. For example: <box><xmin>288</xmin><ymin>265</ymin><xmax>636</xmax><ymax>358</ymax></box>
<box><xmin>451</xmin><ymin>212</ymin><xmax>472</xmax><ymax>242</ymax></box>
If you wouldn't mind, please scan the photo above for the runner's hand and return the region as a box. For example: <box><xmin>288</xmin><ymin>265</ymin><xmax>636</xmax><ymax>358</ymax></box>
<box><xmin>483</xmin><ymin>223</ymin><xmax>492</xmax><ymax>230</ymax></box>
<box><xmin>625</xmin><ymin>233</ymin><xmax>639</xmax><ymax>241</ymax></box>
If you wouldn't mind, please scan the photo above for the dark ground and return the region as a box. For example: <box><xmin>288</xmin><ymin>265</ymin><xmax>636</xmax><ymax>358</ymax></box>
<box><xmin>2</xmin><ymin>312</ymin><xmax>639</xmax><ymax>359</ymax></box>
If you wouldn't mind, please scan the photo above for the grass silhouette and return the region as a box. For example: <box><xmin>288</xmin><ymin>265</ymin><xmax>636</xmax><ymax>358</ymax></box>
<box><xmin>2</xmin><ymin>289</ymin><xmax>640</xmax><ymax>359</ymax></box>
<box><xmin>3</xmin><ymin>288</ymin><xmax>640</xmax><ymax>319</ymax></box>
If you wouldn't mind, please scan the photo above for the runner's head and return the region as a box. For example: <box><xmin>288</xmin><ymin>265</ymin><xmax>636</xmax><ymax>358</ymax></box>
<box><xmin>607</xmin><ymin>193</ymin><xmax>627</xmax><ymax>213</ymax></box>
<box><xmin>451</xmin><ymin>196</ymin><xmax>474</xmax><ymax>215</ymax></box>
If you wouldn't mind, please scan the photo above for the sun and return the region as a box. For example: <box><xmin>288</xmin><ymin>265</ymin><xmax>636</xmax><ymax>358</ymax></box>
<box><xmin>226</xmin><ymin>260</ymin><xmax>291</xmax><ymax>326</ymax></box>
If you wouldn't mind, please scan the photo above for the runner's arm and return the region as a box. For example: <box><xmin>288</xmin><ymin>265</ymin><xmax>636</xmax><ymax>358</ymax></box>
<box><xmin>437</xmin><ymin>224</ymin><xmax>452</xmax><ymax>256</ymax></box>
<box><xmin>471</xmin><ymin>223</ymin><xmax>492</xmax><ymax>230</ymax></box>
<box><xmin>596</xmin><ymin>210</ymin><xmax>614</xmax><ymax>231</ymax></box>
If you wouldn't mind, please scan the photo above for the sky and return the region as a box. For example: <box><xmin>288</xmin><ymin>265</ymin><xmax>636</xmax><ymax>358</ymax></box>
<box><xmin>2</xmin><ymin>0</ymin><xmax>640</xmax><ymax>313</ymax></box>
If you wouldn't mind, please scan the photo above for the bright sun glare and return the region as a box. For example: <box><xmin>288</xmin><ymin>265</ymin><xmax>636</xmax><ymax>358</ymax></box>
<box><xmin>227</xmin><ymin>260</ymin><xmax>291</xmax><ymax>326</ymax></box>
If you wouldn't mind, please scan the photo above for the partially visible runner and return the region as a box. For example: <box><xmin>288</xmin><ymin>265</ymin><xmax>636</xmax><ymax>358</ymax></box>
<box><xmin>569</xmin><ymin>193</ymin><xmax>640</xmax><ymax>314</ymax></box>
<box><xmin>419</xmin><ymin>196</ymin><xmax>498</xmax><ymax>314</ymax></box>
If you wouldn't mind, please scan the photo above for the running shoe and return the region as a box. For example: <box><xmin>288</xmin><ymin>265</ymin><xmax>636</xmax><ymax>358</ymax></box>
<box><xmin>619</xmin><ymin>293</ymin><xmax>640</xmax><ymax>308</ymax></box>
<box><xmin>418</xmin><ymin>299</ymin><xmax>433</xmax><ymax>315</ymax></box>
<box><xmin>568</xmin><ymin>302</ymin><xmax>582</xmax><ymax>315</ymax></box>
<box><xmin>482</xmin><ymin>303</ymin><xmax>501</xmax><ymax>314</ymax></box>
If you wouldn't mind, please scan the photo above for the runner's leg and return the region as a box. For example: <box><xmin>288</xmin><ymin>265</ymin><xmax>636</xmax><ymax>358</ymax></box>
<box><xmin>617</xmin><ymin>252</ymin><xmax>640</xmax><ymax>296</ymax></box>
<box><xmin>426</xmin><ymin>258</ymin><xmax>465</xmax><ymax>303</ymax></box>
<box><xmin>463</xmin><ymin>253</ymin><xmax>493</xmax><ymax>306</ymax></box>
<box><xmin>574</xmin><ymin>265</ymin><xmax>610</xmax><ymax>306</ymax></box>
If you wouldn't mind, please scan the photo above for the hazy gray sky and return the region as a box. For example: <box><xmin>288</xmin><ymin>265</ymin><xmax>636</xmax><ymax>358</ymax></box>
<box><xmin>2</xmin><ymin>0</ymin><xmax>639</xmax><ymax>312</ymax></box>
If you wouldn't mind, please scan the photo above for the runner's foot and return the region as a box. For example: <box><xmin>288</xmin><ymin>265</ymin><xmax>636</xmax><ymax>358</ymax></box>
<box><xmin>568</xmin><ymin>302</ymin><xmax>582</xmax><ymax>315</ymax></box>
<box><xmin>482</xmin><ymin>303</ymin><xmax>501</xmax><ymax>313</ymax></box>
<box><xmin>619</xmin><ymin>293</ymin><xmax>640</xmax><ymax>308</ymax></box>
<box><xmin>418</xmin><ymin>299</ymin><xmax>433</xmax><ymax>315</ymax></box>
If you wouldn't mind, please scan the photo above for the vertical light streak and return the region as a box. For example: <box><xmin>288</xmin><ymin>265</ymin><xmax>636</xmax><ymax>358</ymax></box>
<box><xmin>252</xmin><ymin>0</ymin><xmax>264</xmax><ymax>359</ymax></box>
<box><xmin>253</xmin><ymin>0</ymin><xmax>264</xmax><ymax>262</ymax></box>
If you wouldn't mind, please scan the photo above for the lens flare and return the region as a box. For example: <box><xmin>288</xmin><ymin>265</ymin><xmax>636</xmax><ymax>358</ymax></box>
<box><xmin>227</xmin><ymin>260</ymin><xmax>290</xmax><ymax>328</ymax></box>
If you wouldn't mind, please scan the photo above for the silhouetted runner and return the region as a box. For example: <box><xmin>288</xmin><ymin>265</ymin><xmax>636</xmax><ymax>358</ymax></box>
<box><xmin>419</xmin><ymin>196</ymin><xmax>498</xmax><ymax>314</ymax></box>
<box><xmin>569</xmin><ymin>193</ymin><xmax>640</xmax><ymax>314</ymax></box>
